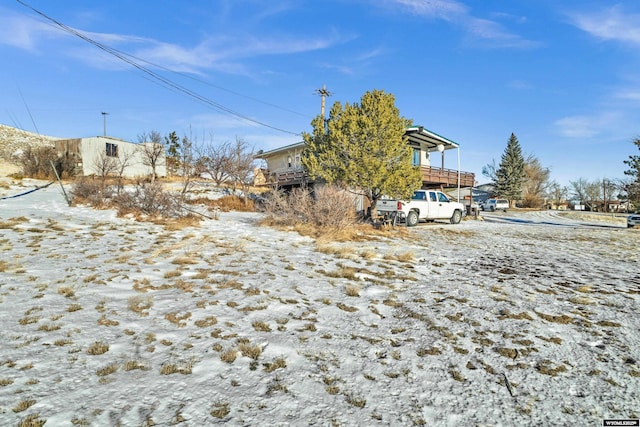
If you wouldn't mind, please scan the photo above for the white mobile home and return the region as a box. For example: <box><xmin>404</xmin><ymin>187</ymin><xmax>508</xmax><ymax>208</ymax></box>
<box><xmin>56</xmin><ymin>136</ymin><xmax>166</xmax><ymax>179</ymax></box>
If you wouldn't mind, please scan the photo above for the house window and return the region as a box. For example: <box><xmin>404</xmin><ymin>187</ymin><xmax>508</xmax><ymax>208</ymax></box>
<box><xmin>412</xmin><ymin>149</ymin><xmax>421</xmax><ymax>166</ymax></box>
<box><xmin>106</xmin><ymin>143</ymin><xmax>118</xmax><ymax>157</ymax></box>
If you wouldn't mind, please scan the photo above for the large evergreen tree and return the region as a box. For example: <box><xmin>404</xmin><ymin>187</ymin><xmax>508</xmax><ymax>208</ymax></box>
<box><xmin>301</xmin><ymin>89</ymin><xmax>422</xmax><ymax>212</ymax></box>
<box><xmin>494</xmin><ymin>133</ymin><xmax>526</xmax><ymax>205</ymax></box>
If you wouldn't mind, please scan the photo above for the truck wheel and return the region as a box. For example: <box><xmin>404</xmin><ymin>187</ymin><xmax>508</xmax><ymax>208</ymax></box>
<box><xmin>450</xmin><ymin>210</ymin><xmax>462</xmax><ymax>224</ymax></box>
<box><xmin>406</xmin><ymin>211</ymin><xmax>419</xmax><ymax>227</ymax></box>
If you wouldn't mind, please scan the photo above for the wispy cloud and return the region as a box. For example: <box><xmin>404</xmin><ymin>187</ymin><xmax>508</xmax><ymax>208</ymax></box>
<box><xmin>1</xmin><ymin>5</ymin><xmax>346</xmax><ymax>76</ymax></box>
<box><xmin>389</xmin><ymin>0</ymin><xmax>537</xmax><ymax>48</ymax></box>
<box><xmin>568</xmin><ymin>5</ymin><xmax>640</xmax><ymax>46</ymax></box>
<box><xmin>554</xmin><ymin>112</ymin><xmax>620</xmax><ymax>139</ymax></box>
<box><xmin>0</xmin><ymin>9</ymin><xmax>62</xmax><ymax>51</ymax></box>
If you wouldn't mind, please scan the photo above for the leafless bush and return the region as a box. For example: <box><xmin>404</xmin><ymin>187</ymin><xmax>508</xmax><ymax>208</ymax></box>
<box><xmin>70</xmin><ymin>177</ymin><xmax>114</xmax><ymax>206</ymax></box>
<box><xmin>113</xmin><ymin>182</ymin><xmax>181</xmax><ymax>217</ymax></box>
<box><xmin>262</xmin><ymin>185</ymin><xmax>356</xmax><ymax>230</ymax></box>
<box><xmin>17</xmin><ymin>146</ymin><xmax>73</xmax><ymax>179</ymax></box>
<box><xmin>312</xmin><ymin>185</ymin><xmax>357</xmax><ymax>229</ymax></box>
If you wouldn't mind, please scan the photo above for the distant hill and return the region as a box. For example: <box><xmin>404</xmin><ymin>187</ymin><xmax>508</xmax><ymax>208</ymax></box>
<box><xmin>0</xmin><ymin>124</ymin><xmax>59</xmax><ymax>162</ymax></box>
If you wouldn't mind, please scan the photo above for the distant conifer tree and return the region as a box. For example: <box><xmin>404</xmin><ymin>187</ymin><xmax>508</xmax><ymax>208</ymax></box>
<box><xmin>623</xmin><ymin>137</ymin><xmax>640</xmax><ymax>210</ymax></box>
<box><xmin>494</xmin><ymin>133</ymin><xmax>526</xmax><ymax>206</ymax></box>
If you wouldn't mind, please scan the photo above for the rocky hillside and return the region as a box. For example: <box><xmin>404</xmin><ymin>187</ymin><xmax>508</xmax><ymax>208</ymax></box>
<box><xmin>0</xmin><ymin>124</ymin><xmax>58</xmax><ymax>162</ymax></box>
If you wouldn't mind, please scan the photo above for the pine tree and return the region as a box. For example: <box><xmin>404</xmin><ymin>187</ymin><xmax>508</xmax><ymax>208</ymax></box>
<box><xmin>494</xmin><ymin>133</ymin><xmax>526</xmax><ymax>205</ymax></box>
<box><xmin>301</xmin><ymin>89</ymin><xmax>422</xmax><ymax>211</ymax></box>
<box><xmin>164</xmin><ymin>131</ymin><xmax>181</xmax><ymax>176</ymax></box>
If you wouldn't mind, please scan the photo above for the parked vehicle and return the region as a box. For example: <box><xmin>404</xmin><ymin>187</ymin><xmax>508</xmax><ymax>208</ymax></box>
<box><xmin>375</xmin><ymin>190</ymin><xmax>465</xmax><ymax>226</ymax></box>
<box><xmin>481</xmin><ymin>198</ymin><xmax>509</xmax><ymax>212</ymax></box>
<box><xmin>627</xmin><ymin>213</ymin><xmax>640</xmax><ymax>228</ymax></box>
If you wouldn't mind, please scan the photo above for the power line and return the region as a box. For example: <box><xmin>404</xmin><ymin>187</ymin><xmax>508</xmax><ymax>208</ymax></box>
<box><xmin>16</xmin><ymin>0</ymin><xmax>302</xmax><ymax>136</ymax></box>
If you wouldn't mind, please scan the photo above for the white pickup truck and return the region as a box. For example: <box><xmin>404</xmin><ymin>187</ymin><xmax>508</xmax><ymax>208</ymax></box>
<box><xmin>375</xmin><ymin>190</ymin><xmax>465</xmax><ymax>226</ymax></box>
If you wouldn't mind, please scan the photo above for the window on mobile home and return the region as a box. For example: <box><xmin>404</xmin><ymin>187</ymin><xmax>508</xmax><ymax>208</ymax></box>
<box><xmin>106</xmin><ymin>143</ymin><xmax>118</xmax><ymax>157</ymax></box>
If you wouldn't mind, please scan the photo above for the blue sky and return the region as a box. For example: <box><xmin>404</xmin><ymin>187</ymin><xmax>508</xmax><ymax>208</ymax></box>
<box><xmin>1</xmin><ymin>0</ymin><xmax>639</xmax><ymax>186</ymax></box>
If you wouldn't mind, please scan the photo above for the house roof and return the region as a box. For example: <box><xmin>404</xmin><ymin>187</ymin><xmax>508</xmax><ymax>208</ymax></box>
<box><xmin>256</xmin><ymin>125</ymin><xmax>459</xmax><ymax>158</ymax></box>
<box><xmin>256</xmin><ymin>141</ymin><xmax>305</xmax><ymax>158</ymax></box>
<box><xmin>405</xmin><ymin>126</ymin><xmax>459</xmax><ymax>150</ymax></box>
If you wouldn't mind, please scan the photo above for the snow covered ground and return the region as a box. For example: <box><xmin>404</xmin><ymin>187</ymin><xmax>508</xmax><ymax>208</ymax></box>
<box><xmin>1</xmin><ymin>179</ymin><xmax>638</xmax><ymax>426</ymax></box>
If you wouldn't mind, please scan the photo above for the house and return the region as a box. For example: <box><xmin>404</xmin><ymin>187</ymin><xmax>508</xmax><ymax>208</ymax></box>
<box><xmin>55</xmin><ymin>136</ymin><xmax>166</xmax><ymax>179</ymax></box>
<box><xmin>256</xmin><ymin>126</ymin><xmax>475</xmax><ymax>189</ymax></box>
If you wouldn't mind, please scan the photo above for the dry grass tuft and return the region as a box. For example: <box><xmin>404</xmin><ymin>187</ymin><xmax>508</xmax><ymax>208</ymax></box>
<box><xmin>263</xmin><ymin>357</ymin><xmax>287</xmax><ymax>372</ymax></box>
<box><xmin>97</xmin><ymin>314</ymin><xmax>119</xmax><ymax>327</ymax></box>
<box><xmin>160</xmin><ymin>360</ymin><xmax>194</xmax><ymax>375</ymax></box>
<box><xmin>19</xmin><ymin>316</ymin><xmax>40</xmax><ymax>325</ymax></box>
<box><xmin>123</xmin><ymin>360</ymin><xmax>150</xmax><ymax>371</ymax></box>
<box><xmin>252</xmin><ymin>321</ymin><xmax>272</xmax><ymax>332</ymax></box>
<box><xmin>165</xmin><ymin>311</ymin><xmax>192</xmax><ymax>327</ymax></box>
<box><xmin>534</xmin><ymin>311</ymin><xmax>574</xmax><ymax>324</ymax></box>
<box><xmin>12</xmin><ymin>398</ymin><xmax>36</xmax><ymax>413</ymax></box>
<box><xmin>86</xmin><ymin>341</ymin><xmax>109</xmax><ymax>355</ymax></box>
<box><xmin>37</xmin><ymin>323</ymin><xmax>61</xmax><ymax>332</ymax></box>
<box><xmin>17</xmin><ymin>413</ymin><xmax>46</xmax><ymax>427</ymax></box>
<box><xmin>417</xmin><ymin>347</ymin><xmax>442</xmax><ymax>356</ymax></box>
<box><xmin>345</xmin><ymin>392</ymin><xmax>366</xmax><ymax>408</ymax></box>
<box><xmin>57</xmin><ymin>286</ymin><xmax>75</xmax><ymax>298</ymax></box>
<box><xmin>0</xmin><ymin>378</ymin><xmax>15</xmax><ymax>386</ymax></box>
<box><xmin>96</xmin><ymin>363</ymin><xmax>119</xmax><ymax>376</ymax></box>
<box><xmin>164</xmin><ymin>270</ymin><xmax>182</xmax><ymax>279</ymax></box>
<box><xmin>194</xmin><ymin>316</ymin><xmax>218</xmax><ymax>328</ymax></box>
<box><xmin>535</xmin><ymin>360</ymin><xmax>567</xmax><ymax>376</ymax></box>
<box><xmin>127</xmin><ymin>295</ymin><xmax>153</xmax><ymax>316</ymax></box>
<box><xmin>345</xmin><ymin>284</ymin><xmax>361</xmax><ymax>297</ymax></box>
<box><xmin>67</xmin><ymin>303</ymin><xmax>83</xmax><ymax>312</ymax></box>
<box><xmin>336</xmin><ymin>302</ymin><xmax>358</xmax><ymax>312</ymax></box>
<box><xmin>324</xmin><ymin>266</ymin><xmax>359</xmax><ymax>280</ymax></box>
<box><xmin>238</xmin><ymin>342</ymin><xmax>263</xmax><ymax>360</ymax></box>
<box><xmin>210</xmin><ymin>401</ymin><xmax>231</xmax><ymax>418</ymax></box>
<box><xmin>220</xmin><ymin>348</ymin><xmax>238</xmax><ymax>364</ymax></box>
<box><xmin>171</xmin><ymin>256</ymin><xmax>197</xmax><ymax>265</ymax></box>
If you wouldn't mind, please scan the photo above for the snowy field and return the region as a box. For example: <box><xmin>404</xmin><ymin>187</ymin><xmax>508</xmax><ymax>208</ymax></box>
<box><xmin>1</xmin><ymin>179</ymin><xmax>639</xmax><ymax>426</ymax></box>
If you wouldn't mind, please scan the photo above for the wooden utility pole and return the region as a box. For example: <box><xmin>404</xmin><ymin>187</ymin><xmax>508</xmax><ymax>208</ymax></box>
<box><xmin>315</xmin><ymin>84</ymin><xmax>332</xmax><ymax>119</ymax></box>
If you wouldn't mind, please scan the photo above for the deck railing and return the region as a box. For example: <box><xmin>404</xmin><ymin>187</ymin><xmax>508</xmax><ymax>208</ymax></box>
<box><xmin>269</xmin><ymin>167</ymin><xmax>475</xmax><ymax>188</ymax></box>
<box><xmin>420</xmin><ymin>166</ymin><xmax>475</xmax><ymax>187</ymax></box>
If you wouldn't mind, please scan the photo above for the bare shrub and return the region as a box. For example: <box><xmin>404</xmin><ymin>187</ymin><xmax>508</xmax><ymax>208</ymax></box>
<box><xmin>17</xmin><ymin>146</ymin><xmax>67</xmax><ymax>178</ymax></box>
<box><xmin>262</xmin><ymin>185</ymin><xmax>356</xmax><ymax>230</ymax></box>
<box><xmin>71</xmin><ymin>177</ymin><xmax>114</xmax><ymax>206</ymax></box>
<box><xmin>312</xmin><ymin>185</ymin><xmax>357</xmax><ymax>228</ymax></box>
<box><xmin>113</xmin><ymin>181</ymin><xmax>181</xmax><ymax>217</ymax></box>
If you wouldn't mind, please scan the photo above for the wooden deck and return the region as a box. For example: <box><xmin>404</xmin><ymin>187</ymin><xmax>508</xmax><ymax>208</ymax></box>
<box><xmin>420</xmin><ymin>166</ymin><xmax>475</xmax><ymax>188</ymax></box>
<box><xmin>267</xmin><ymin>166</ymin><xmax>475</xmax><ymax>188</ymax></box>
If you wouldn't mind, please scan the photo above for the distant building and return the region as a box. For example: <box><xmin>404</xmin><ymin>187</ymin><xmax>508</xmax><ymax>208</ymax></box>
<box><xmin>55</xmin><ymin>136</ymin><xmax>166</xmax><ymax>178</ymax></box>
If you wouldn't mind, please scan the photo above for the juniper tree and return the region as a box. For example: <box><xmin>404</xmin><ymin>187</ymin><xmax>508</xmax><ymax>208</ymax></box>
<box><xmin>494</xmin><ymin>133</ymin><xmax>526</xmax><ymax>206</ymax></box>
<box><xmin>301</xmin><ymin>89</ymin><xmax>422</xmax><ymax>213</ymax></box>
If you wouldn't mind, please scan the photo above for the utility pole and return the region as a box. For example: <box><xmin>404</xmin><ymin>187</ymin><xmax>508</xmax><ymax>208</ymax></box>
<box><xmin>315</xmin><ymin>84</ymin><xmax>332</xmax><ymax>119</ymax></box>
<box><xmin>101</xmin><ymin>112</ymin><xmax>109</xmax><ymax>137</ymax></box>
